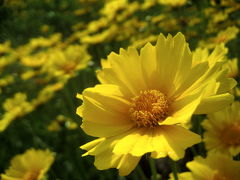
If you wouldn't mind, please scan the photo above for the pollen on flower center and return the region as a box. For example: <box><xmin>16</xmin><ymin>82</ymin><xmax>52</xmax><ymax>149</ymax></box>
<box><xmin>24</xmin><ymin>170</ymin><xmax>40</xmax><ymax>180</ymax></box>
<box><xmin>129</xmin><ymin>90</ymin><xmax>170</xmax><ymax>128</ymax></box>
<box><xmin>221</xmin><ymin>123</ymin><xmax>240</xmax><ymax>146</ymax></box>
<box><xmin>212</xmin><ymin>173</ymin><xmax>227</xmax><ymax>180</ymax></box>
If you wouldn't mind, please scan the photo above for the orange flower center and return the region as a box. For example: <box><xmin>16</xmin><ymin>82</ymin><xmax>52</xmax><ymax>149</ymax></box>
<box><xmin>129</xmin><ymin>90</ymin><xmax>170</xmax><ymax>128</ymax></box>
<box><xmin>24</xmin><ymin>170</ymin><xmax>40</xmax><ymax>180</ymax></box>
<box><xmin>221</xmin><ymin>123</ymin><xmax>240</xmax><ymax>146</ymax></box>
<box><xmin>212</xmin><ymin>173</ymin><xmax>227</xmax><ymax>180</ymax></box>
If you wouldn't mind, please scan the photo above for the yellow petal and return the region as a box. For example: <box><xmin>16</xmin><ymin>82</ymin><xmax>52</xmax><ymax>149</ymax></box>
<box><xmin>113</xmin><ymin>125</ymin><xmax>200</xmax><ymax>160</ymax></box>
<box><xmin>81</xmin><ymin>121</ymin><xmax>133</xmax><ymax>137</ymax></box>
<box><xmin>98</xmin><ymin>47</ymin><xmax>148</xmax><ymax>96</ymax></box>
<box><xmin>80</xmin><ymin>84</ymin><xmax>134</xmax><ymax>137</ymax></box>
<box><xmin>160</xmin><ymin>88</ymin><xmax>203</xmax><ymax>125</ymax></box>
<box><xmin>94</xmin><ymin>149</ymin><xmax>140</xmax><ymax>176</ymax></box>
<box><xmin>156</xmin><ymin>32</ymin><xmax>192</xmax><ymax>95</ymax></box>
<box><xmin>151</xmin><ymin>125</ymin><xmax>201</xmax><ymax>160</ymax></box>
<box><xmin>194</xmin><ymin>93</ymin><xmax>234</xmax><ymax>114</ymax></box>
<box><xmin>140</xmin><ymin>42</ymin><xmax>160</xmax><ymax>90</ymax></box>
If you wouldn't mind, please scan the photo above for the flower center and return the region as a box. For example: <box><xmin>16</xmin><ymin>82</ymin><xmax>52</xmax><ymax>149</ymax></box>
<box><xmin>212</xmin><ymin>173</ymin><xmax>227</xmax><ymax>180</ymax></box>
<box><xmin>129</xmin><ymin>90</ymin><xmax>170</xmax><ymax>128</ymax></box>
<box><xmin>24</xmin><ymin>170</ymin><xmax>40</xmax><ymax>180</ymax></box>
<box><xmin>221</xmin><ymin>123</ymin><xmax>240</xmax><ymax>146</ymax></box>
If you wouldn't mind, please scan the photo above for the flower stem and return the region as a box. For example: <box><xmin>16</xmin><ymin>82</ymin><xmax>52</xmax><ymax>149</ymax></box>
<box><xmin>149</xmin><ymin>158</ymin><xmax>158</xmax><ymax>180</ymax></box>
<box><xmin>136</xmin><ymin>165</ymin><xmax>147</xmax><ymax>180</ymax></box>
<box><xmin>170</xmin><ymin>159</ymin><xmax>178</xmax><ymax>180</ymax></box>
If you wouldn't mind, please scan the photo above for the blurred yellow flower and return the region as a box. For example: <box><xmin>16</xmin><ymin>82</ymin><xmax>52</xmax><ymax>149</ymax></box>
<box><xmin>21</xmin><ymin>52</ymin><xmax>47</xmax><ymax>67</ymax></box>
<box><xmin>101</xmin><ymin>0</ymin><xmax>128</xmax><ymax>20</ymax></box>
<box><xmin>32</xmin><ymin>82</ymin><xmax>64</xmax><ymax>107</ymax></box>
<box><xmin>158</xmin><ymin>0</ymin><xmax>187</xmax><ymax>6</ymax></box>
<box><xmin>40</xmin><ymin>24</ymin><xmax>50</xmax><ymax>33</ymax></box>
<box><xmin>1</xmin><ymin>149</ymin><xmax>55</xmax><ymax>180</ymax></box>
<box><xmin>48</xmin><ymin>115</ymin><xmax>78</xmax><ymax>132</ymax></box>
<box><xmin>0</xmin><ymin>93</ymin><xmax>34</xmax><ymax>132</ymax></box>
<box><xmin>0</xmin><ymin>75</ymin><xmax>14</xmax><ymax>87</ymax></box>
<box><xmin>223</xmin><ymin>58</ymin><xmax>239</xmax><ymax>78</ymax></box>
<box><xmin>171</xmin><ymin>153</ymin><xmax>240</xmax><ymax>180</ymax></box>
<box><xmin>81</xmin><ymin>25</ymin><xmax>118</xmax><ymax>44</ymax></box>
<box><xmin>199</xmin><ymin>26</ymin><xmax>239</xmax><ymax>48</ymax></box>
<box><xmin>77</xmin><ymin>33</ymin><xmax>234</xmax><ymax>175</ymax></box>
<box><xmin>202</xmin><ymin>101</ymin><xmax>240</xmax><ymax>156</ymax></box>
<box><xmin>42</xmin><ymin>45</ymin><xmax>90</xmax><ymax>80</ymax></box>
<box><xmin>130</xmin><ymin>35</ymin><xmax>158</xmax><ymax>49</ymax></box>
<box><xmin>0</xmin><ymin>41</ymin><xmax>12</xmax><ymax>54</ymax></box>
<box><xmin>21</xmin><ymin>70</ymin><xmax>36</xmax><ymax>80</ymax></box>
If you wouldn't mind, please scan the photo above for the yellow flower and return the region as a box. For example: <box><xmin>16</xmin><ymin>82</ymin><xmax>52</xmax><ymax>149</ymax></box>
<box><xmin>0</xmin><ymin>41</ymin><xmax>12</xmax><ymax>54</ymax></box>
<box><xmin>199</xmin><ymin>26</ymin><xmax>239</xmax><ymax>48</ymax></box>
<box><xmin>0</xmin><ymin>75</ymin><xmax>14</xmax><ymax>87</ymax></box>
<box><xmin>28</xmin><ymin>34</ymin><xmax>62</xmax><ymax>49</ymax></box>
<box><xmin>171</xmin><ymin>153</ymin><xmax>240</xmax><ymax>180</ymax></box>
<box><xmin>40</xmin><ymin>24</ymin><xmax>50</xmax><ymax>33</ymax></box>
<box><xmin>202</xmin><ymin>101</ymin><xmax>240</xmax><ymax>156</ymax></box>
<box><xmin>158</xmin><ymin>0</ymin><xmax>187</xmax><ymax>6</ymax></box>
<box><xmin>1</xmin><ymin>149</ymin><xmax>55</xmax><ymax>180</ymax></box>
<box><xmin>47</xmin><ymin>115</ymin><xmax>78</xmax><ymax>131</ymax></box>
<box><xmin>130</xmin><ymin>35</ymin><xmax>158</xmax><ymax>49</ymax></box>
<box><xmin>42</xmin><ymin>45</ymin><xmax>90</xmax><ymax>80</ymax></box>
<box><xmin>223</xmin><ymin>58</ymin><xmax>239</xmax><ymax>78</ymax></box>
<box><xmin>0</xmin><ymin>93</ymin><xmax>34</xmax><ymax>132</ymax></box>
<box><xmin>21</xmin><ymin>70</ymin><xmax>36</xmax><ymax>80</ymax></box>
<box><xmin>77</xmin><ymin>33</ymin><xmax>235</xmax><ymax>175</ymax></box>
<box><xmin>20</xmin><ymin>52</ymin><xmax>47</xmax><ymax>67</ymax></box>
<box><xmin>32</xmin><ymin>82</ymin><xmax>64</xmax><ymax>107</ymax></box>
<box><xmin>100</xmin><ymin>0</ymin><xmax>128</xmax><ymax>21</ymax></box>
<box><xmin>81</xmin><ymin>25</ymin><xmax>118</xmax><ymax>44</ymax></box>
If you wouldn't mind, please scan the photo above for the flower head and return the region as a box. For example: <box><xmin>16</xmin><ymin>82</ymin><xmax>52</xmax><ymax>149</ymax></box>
<box><xmin>77</xmin><ymin>33</ymin><xmax>235</xmax><ymax>175</ymax></box>
<box><xmin>203</xmin><ymin>101</ymin><xmax>240</xmax><ymax>156</ymax></box>
<box><xmin>1</xmin><ymin>149</ymin><xmax>55</xmax><ymax>180</ymax></box>
<box><xmin>0</xmin><ymin>93</ymin><xmax>34</xmax><ymax>132</ymax></box>
<box><xmin>172</xmin><ymin>153</ymin><xmax>240</xmax><ymax>180</ymax></box>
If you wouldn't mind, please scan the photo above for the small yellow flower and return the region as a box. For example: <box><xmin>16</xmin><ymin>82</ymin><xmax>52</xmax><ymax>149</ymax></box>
<box><xmin>0</xmin><ymin>75</ymin><xmax>14</xmax><ymax>87</ymax></box>
<box><xmin>199</xmin><ymin>26</ymin><xmax>239</xmax><ymax>48</ymax></box>
<box><xmin>202</xmin><ymin>101</ymin><xmax>240</xmax><ymax>156</ymax></box>
<box><xmin>81</xmin><ymin>25</ymin><xmax>118</xmax><ymax>44</ymax></box>
<box><xmin>100</xmin><ymin>0</ymin><xmax>128</xmax><ymax>21</ymax></box>
<box><xmin>47</xmin><ymin>115</ymin><xmax>78</xmax><ymax>132</ymax></box>
<box><xmin>171</xmin><ymin>153</ymin><xmax>240</xmax><ymax>180</ymax></box>
<box><xmin>130</xmin><ymin>35</ymin><xmax>158</xmax><ymax>49</ymax></box>
<box><xmin>77</xmin><ymin>33</ymin><xmax>235</xmax><ymax>175</ymax></box>
<box><xmin>0</xmin><ymin>41</ymin><xmax>12</xmax><ymax>54</ymax></box>
<box><xmin>40</xmin><ymin>24</ymin><xmax>50</xmax><ymax>33</ymax></box>
<box><xmin>0</xmin><ymin>93</ymin><xmax>34</xmax><ymax>132</ymax></box>
<box><xmin>42</xmin><ymin>45</ymin><xmax>90</xmax><ymax>80</ymax></box>
<box><xmin>1</xmin><ymin>149</ymin><xmax>55</xmax><ymax>180</ymax></box>
<box><xmin>32</xmin><ymin>82</ymin><xmax>64</xmax><ymax>107</ymax></box>
<box><xmin>158</xmin><ymin>0</ymin><xmax>187</xmax><ymax>6</ymax></box>
<box><xmin>223</xmin><ymin>58</ymin><xmax>239</xmax><ymax>78</ymax></box>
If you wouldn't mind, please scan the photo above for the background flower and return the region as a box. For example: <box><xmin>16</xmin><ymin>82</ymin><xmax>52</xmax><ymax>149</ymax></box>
<box><xmin>203</xmin><ymin>101</ymin><xmax>240</xmax><ymax>156</ymax></box>
<box><xmin>1</xmin><ymin>149</ymin><xmax>55</xmax><ymax>180</ymax></box>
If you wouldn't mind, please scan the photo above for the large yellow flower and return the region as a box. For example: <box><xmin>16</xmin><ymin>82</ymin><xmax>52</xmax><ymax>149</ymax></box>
<box><xmin>202</xmin><ymin>101</ymin><xmax>240</xmax><ymax>156</ymax></box>
<box><xmin>77</xmin><ymin>33</ymin><xmax>234</xmax><ymax>175</ymax></box>
<box><xmin>1</xmin><ymin>149</ymin><xmax>55</xmax><ymax>180</ymax></box>
<box><xmin>171</xmin><ymin>153</ymin><xmax>240</xmax><ymax>180</ymax></box>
